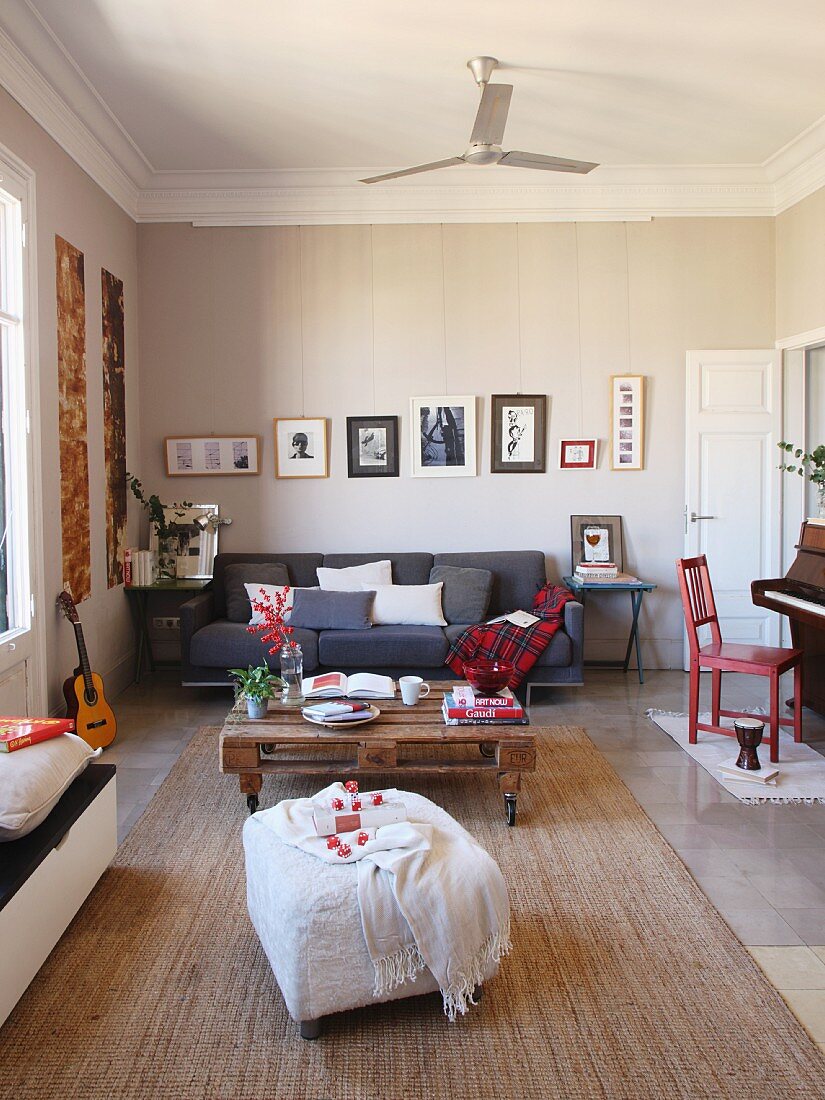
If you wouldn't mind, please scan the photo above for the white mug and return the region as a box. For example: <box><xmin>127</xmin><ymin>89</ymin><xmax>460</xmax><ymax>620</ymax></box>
<box><xmin>400</xmin><ymin>676</ymin><xmax>430</xmax><ymax>706</ymax></box>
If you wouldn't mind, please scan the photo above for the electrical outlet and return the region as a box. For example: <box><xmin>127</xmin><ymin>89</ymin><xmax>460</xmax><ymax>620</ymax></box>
<box><xmin>152</xmin><ymin>616</ymin><xmax>181</xmax><ymax>630</ymax></box>
<box><xmin>168</xmin><ymin>616</ymin><xmax>180</xmax><ymax>630</ymax></box>
<box><xmin>152</xmin><ymin>617</ymin><xmax>166</xmax><ymax>629</ymax></box>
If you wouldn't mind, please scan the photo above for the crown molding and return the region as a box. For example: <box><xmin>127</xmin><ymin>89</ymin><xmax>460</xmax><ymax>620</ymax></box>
<box><xmin>2</xmin><ymin>4</ymin><xmax>825</xmax><ymax>225</ymax></box>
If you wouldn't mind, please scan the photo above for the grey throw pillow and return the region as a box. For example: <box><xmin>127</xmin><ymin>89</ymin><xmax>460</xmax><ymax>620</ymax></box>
<box><xmin>428</xmin><ymin>565</ymin><xmax>493</xmax><ymax>624</ymax></box>
<box><xmin>289</xmin><ymin>589</ymin><xmax>375</xmax><ymax>631</ymax></box>
<box><xmin>224</xmin><ymin>562</ymin><xmax>290</xmax><ymax>622</ymax></box>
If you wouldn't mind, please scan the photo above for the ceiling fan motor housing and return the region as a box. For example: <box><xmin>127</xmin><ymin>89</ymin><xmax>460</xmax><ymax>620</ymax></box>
<box><xmin>463</xmin><ymin>144</ymin><xmax>502</xmax><ymax>165</ymax></box>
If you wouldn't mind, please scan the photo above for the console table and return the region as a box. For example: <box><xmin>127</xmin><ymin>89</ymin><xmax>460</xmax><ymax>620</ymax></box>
<box><xmin>124</xmin><ymin>578</ymin><xmax>211</xmax><ymax>682</ymax></box>
<box><xmin>563</xmin><ymin>576</ymin><xmax>657</xmax><ymax>684</ymax></box>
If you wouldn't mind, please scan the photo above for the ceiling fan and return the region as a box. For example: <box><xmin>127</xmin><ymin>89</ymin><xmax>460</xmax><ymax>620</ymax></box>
<box><xmin>360</xmin><ymin>56</ymin><xmax>599</xmax><ymax>184</ymax></box>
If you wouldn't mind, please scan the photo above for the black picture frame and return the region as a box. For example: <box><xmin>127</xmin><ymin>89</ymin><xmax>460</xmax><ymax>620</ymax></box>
<box><xmin>490</xmin><ymin>394</ymin><xmax>548</xmax><ymax>473</ymax></box>
<box><xmin>570</xmin><ymin>515</ymin><xmax>625</xmax><ymax>572</ymax></box>
<box><xmin>346</xmin><ymin>416</ymin><xmax>400</xmax><ymax>478</ymax></box>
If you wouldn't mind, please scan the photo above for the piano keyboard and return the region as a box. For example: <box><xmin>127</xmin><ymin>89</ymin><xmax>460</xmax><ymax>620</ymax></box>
<box><xmin>763</xmin><ymin>590</ymin><xmax>825</xmax><ymax>618</ymax></box>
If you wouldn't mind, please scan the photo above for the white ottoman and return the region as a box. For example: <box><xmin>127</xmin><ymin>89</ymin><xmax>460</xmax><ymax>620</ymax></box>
<box><xmin>243</xmin><ymin>790</ymin><xmax>501</xmax><ymax>1037</ymax></box>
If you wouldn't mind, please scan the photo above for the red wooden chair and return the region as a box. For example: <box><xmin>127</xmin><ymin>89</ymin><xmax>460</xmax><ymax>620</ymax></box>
<box><xmin>676</xmin><ymin>556</ymin><xmax>803</xmax><ymax>763</ymax></box>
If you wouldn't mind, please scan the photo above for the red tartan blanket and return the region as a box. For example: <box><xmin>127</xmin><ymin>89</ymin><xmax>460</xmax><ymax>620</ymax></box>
<box><xmin>445</xmin><ymin>584</ymin><xmax>575</xmax><ymax>687</ymax></box>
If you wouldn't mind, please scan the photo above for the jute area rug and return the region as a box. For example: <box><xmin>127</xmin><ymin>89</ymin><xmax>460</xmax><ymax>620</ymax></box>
<box><xmin>0</xmin><ymin>726</ymin><xmax>822</xmax><ymax>1100</ymax></box>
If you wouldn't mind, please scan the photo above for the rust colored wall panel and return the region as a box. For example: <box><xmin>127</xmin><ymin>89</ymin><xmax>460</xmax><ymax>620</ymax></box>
<box><xmin>102</xmin><ymin>268</ymin><xmax>126</xmax><ymax>588</ymax></box>
<box><xmin>56</xmin><ymin>235</ymin><xmax>91</xmax><ymax>602</ymax></box>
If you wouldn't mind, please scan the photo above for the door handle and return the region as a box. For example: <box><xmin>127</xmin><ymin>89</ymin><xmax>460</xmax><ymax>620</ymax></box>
<box><xmin>690</xmin><ymin>512</ymin><xmax>716</xmax><ymax>522</ymax></box>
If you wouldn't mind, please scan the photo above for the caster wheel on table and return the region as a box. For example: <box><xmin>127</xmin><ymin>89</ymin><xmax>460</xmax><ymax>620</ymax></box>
<box><xmin>300</xmin><ymin>1018</ymin><xmax>321</xmax><ymax>1040</ymax></box>
<box><xmin>247</xmin><ymin>794</ymin><xmax>259</xmax><ymax>814</ymax></box>
<box><xmin>504</xmin><ymin>794</ymin><xmax>517</xmax><ymax>826</ymax></box>
<box><xmin>479</xmin><ymin>742</ymin><xmax>496</xmax><ymax>758</ymax></box>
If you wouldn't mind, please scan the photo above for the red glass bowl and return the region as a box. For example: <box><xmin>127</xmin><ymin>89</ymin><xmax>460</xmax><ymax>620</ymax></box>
<box><xmin>462</xmin><ymin>659</ymin><xmax>514</xmax><ymax>695</ymax></box>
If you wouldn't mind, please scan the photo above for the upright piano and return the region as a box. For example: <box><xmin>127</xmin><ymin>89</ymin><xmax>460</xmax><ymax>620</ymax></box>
<box><xmin>752</xmin><ymin>518</ymin><xmax>825</xmax><ymax>717</ymax></box>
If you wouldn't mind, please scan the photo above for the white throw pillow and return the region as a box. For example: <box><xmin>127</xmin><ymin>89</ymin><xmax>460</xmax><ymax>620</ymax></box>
<box><xmin>244</xmin><ymin>583</ymin><xmax>318</xmax><ymax>626</ymax></box>
<box><xmin>0</xmin><ymin>733</ymin><xmax>99</xmax><ymax>841</ymax></box>
<box><xmin>317</xmin><ymin>560</ymin><xmax>392</xmax><ymax>592</ymax></box>
<box><xmin>363</xmin><ymin>582</ymin><xmax>447</xmax><ymax>626</ymax></box>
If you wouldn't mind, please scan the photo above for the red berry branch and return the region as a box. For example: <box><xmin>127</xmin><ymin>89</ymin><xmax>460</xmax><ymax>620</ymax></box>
<box><xmin>246</xmin><ymin>587</ymin><xmax>298</xmax><ymax>655</ymax></box>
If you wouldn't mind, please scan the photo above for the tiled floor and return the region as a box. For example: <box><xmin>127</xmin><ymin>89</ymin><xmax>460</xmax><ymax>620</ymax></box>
<box><xmin>106</xmin><ymin>667</ymin><xmax>825</xmax><ymax>1043</ymax></box>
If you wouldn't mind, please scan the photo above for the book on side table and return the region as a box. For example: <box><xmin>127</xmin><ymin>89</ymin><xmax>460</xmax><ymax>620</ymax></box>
<box><xmin>301</xmin><ymin>672</ymin><xmax>396</xmax><ymax>699</ymax></box>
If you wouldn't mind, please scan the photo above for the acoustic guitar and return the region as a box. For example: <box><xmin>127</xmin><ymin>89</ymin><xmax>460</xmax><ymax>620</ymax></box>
<box><xmin>57</xmin><ymin>590</ymin><xmax>117</xmax><ymax>750</ymax></box>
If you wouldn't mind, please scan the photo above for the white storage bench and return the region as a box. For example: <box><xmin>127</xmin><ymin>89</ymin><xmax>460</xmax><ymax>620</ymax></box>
<box><xmin>0</xmin><ymin>763</ymin><xmax>117</xmax><ymax>1025</ymax></box>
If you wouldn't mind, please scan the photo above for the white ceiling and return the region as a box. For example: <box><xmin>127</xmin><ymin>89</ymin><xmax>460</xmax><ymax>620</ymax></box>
<box><xmin>23</xmin><ymin>0</ymin><xmax>825</xmax><ymax>172</ymax></box>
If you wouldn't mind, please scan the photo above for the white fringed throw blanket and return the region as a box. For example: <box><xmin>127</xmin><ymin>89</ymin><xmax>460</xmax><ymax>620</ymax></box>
<box><xmin>263</xmin><ymin>782</ymin><xmax>511</xmax><ymax>1020</ymax></box>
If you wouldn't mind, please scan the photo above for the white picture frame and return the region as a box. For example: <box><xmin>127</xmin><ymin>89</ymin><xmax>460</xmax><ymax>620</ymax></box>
<box><xmin>164</xmin><ymin>435</ymin><xmax>260</xmax><ymax>476</ymax></box>
<box><xmin>610</xmin><ymin>376</ymin><xmax>645</xmax><ymax>470</ymax></box>
<box><xmin>411</xmin><ymin>396</ymin><xmax>477</xmax><ymax>478</ymax></box>
<box><xmin>273</xmin><ymin>417</ymin><xmax>330</xmax><ymax>478</ymax></box>
<box><xmin>149</xmin><ymin>504</ymin><xmax>219</xmax><ymax>578</ymax></box>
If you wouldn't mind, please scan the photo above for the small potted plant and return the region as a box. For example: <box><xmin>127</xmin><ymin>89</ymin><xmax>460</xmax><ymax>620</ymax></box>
<box><xmin>126</xmin><ymin>473</ymin><xmax>192</xmax><ymax>580</ymax></box>
<box><xmin>228</xmin><ymin>664</ymin><xmax>285</xmax><ymax>719</ymax></box>
<box><xmin>778</xmin><ymin>442</ymin><xmax>825</xmax><ymax>518</ymax></box>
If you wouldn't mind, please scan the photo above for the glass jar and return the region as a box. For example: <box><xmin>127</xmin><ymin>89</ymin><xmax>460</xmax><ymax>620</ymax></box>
<box><xmin>279</xmin><ymin>643</ymin><xmax>304</xmax><ymax>706</ymax></box>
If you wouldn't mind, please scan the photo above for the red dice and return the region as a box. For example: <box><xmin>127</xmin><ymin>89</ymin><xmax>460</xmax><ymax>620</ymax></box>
<box><xmin>344</xmin><ymin>780</ymin><xmax>359</xmax><ymax>794</ymax></box>
<box><xmin>331</xmin><ymin>797</ymin><xmax>344</xmax><ymax>811</ymax></box>
<box><xmin>371</xmin><ymin>792</ymin><xmax>383</xmax><ymax>806</ymax></box>
<box><xmin>337</xmin><ymin>843</ymin><xmax>352</xmax><ymax>859</ymax></box>
<box><xmin>357</xmin><ymin>831</ymin><xmax>369</xmax><ymax>846</ymax></box>
<box><xmin>351</xmin><ymin>797</ymin><xmax>362</xmax><ymax>811</ymax></box>
<box><xmin>326</xmin><ymin>835</ymin><xmax>340</xmax><ymax>850</ymax></box>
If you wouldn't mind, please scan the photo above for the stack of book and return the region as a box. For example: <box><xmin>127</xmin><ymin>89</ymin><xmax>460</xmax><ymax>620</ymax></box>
<box><xmin>575</xmin><ymin>561</ymin><xmax>619</xmax><ymax>582</ymax></box>
<box><xmin>442</xmin><ymin>687</ymin><xmax>528</xmax><ymax>726</ymax></box>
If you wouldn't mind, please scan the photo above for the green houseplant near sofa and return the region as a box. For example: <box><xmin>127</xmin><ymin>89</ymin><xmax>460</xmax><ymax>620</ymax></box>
<box><xmin>229</xmin><ymin>665</ymin><xmax>284</xmax><ymax>719</ymax></box>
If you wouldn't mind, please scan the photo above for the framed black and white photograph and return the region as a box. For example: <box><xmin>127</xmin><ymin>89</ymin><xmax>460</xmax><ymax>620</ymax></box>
<box><xmin>570</xmin><ymin>514</ymin><xmax>624</xmax><ymax>572</ymax></box>
<box><xmin>164</xmin><ymin>435</ymin><xmax>261</xmax><ymax>476</ymax></box>
<box><xmin>610</xmin><ymin>375</ymin><xmax>645</xmax><ymax>470</ymax></box>
<box><xmin>273</xmin><ymin>417</ymin><xmax>329</xmax><ymax>478</ymax></box>
<box><xmin>150</xmin><ymin>504</ymin><xmax>219</xmax><ymax>578</ymax></box>
<box><xmin>411</xmin><ymin>396</ymin><xmax>476</xmax><ymax>477</ymax></box>
<box><xmin>491</xmin><ymin>394</ymin><xmax>548</xmax><ymax>473</ymax></box>
<box><xmin>346</xmin><ymin>415</ymin><xmax>399</xmax><ymax>478</ymax></box>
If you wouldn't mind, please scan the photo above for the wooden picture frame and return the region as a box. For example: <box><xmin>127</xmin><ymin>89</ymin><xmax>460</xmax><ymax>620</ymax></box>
<box><xmin>610</xmin><ymin>375</ymin><xmax>645</xmax><ymax>470</ymax></box>
<box><xmin>559</xmin><ymin>439</ymin><xmax>597</xmax><ymax>469</ymax></box>
<box><xmin>570</xmin><ymin>514</ymin><xmax>624</xmax><ymax>572</ymax></box>
<box><xmin>490</xmin><ymin>394</ymin><xmax>547</xmax><ymax>473</ymax></box>
<box><xmin>164</xmin><ymin>435</ymin><xmax>261</xmax><ymax>476</ymax></box>
<box><xmin>346</xmin><ymin>416</ymin><xmax>400</xmax><ymax>478</ymax></box>
<box><xmin>274</xmin><ymin>417</ymin><xmax>329</xmax><ymax>478</ymax></box>
<box><xmin>411</xmin><ymin>396</ymin><xmax>477</xmax><ymax>477</ymax></box>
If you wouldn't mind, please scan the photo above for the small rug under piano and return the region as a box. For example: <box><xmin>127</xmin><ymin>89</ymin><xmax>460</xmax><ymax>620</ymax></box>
<box><xmin>648</xmin><ymin>710</ymin><xmax>825</xmax><ymax>804</ymax></box>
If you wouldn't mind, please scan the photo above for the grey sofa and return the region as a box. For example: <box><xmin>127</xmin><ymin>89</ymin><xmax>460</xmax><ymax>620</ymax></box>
<box><xmin>180</xmin><ymin>551</ymin><xmax>583</xmax><ymax>701</ymax></box>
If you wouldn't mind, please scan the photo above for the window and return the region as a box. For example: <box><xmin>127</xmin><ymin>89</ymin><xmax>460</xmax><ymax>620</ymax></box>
<box><xmin>0</xmin><ymin>181</ymin><xmax>30</xmax><ymax>638</ymax></box>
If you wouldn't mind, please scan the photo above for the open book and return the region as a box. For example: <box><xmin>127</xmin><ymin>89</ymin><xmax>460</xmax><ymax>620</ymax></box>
<box><xmin>301</xmin><ymin>671</ymin><xmax>396</xmax><ymax>699</ymax></box>
<box><xmin>487</xmin><ymin>610</ymin><xmax>540</xmax><ymax>628</ymax></box>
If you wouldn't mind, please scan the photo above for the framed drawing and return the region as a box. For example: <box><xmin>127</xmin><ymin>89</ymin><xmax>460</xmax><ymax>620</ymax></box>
<box><xmin>559</xmin><ymin>438</ymin><xmax>597</xmax><ymax>470</ymax></box>
<box><xmin>165</xmin><ymin>435</ymin><xmax>261</xmax><ymax>476</ymax></box>
<box><xmin>346</xmin><ymin>415</ymin><xmax>399</xmax><ymax>478</ymax></box>
<box><xmin>570</xmin><ymin>515</ymin><xmax>624</xmax><ymax>572</ymax></box>
<box><xmin>411</xmin><ymin>396</ymin><xmax>476</xmax><ymax>477</ymax></box>
<box><xmin>610</xmin><ymin>376</ymin><xmax>645</xmax><ymax>470</ymax></box>
<box><xmin>274</xmin><ymin>417</ymin><xmax>329</xmax><ymax>478</ymax></box>
<box><xmin>490</xmin><ymin>394</ymin><xmax>547</xmax><ymax>473</ymax></box>
<box><xmin>150</xmin><ymin>504</ymin><xmax>219</xmax><ymax>578</ymax></box>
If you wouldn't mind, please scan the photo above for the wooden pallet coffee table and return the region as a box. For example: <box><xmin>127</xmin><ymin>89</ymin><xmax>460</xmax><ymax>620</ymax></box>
<box><xmin>219</xmin><ymin>681</ymin><xmax>536</xmax><ymax>825</ymax></box>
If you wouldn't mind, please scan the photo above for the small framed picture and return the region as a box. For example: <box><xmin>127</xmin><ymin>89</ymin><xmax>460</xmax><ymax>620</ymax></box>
<box><xmin>164</xmin><ymin>435</ymin><xmax>261</xmax><ymax>476</ymax></box>
<box><xmin>149</xmin><ymin>503</ymin><xmax>219</xmax><ymax>578</ymax></box>
<box><xmin>490</xmin><ymin>394</ymin><xmax>548</xmax><ymax>473</ymax></box>
<box><xmin>570</xmin><ymin>514</ymin><xmax>624</xmax><ymax>572</ymax></box>
<box><xmin>411</xmin><ymin>396</ymin><xmax>476</xmax><ymax>477</ymax></box>
<box><xmin>610</xmin><ymin>375</ymin><xmax>645</xmax><ymax>470</ymax></box>
<box><xmin>273</xmin><ymin>417</ymin><xmax>329</xmax><ymax>478</ymax></box>
<box><xmin>559</xmin><ymin>439</ymin><xmax>597</xmax><ymax>469</ymax></box>
<box><xmin>346</xmin><ymin>416</ymin><xmax>399</xmax><ymax>478</ymax></box>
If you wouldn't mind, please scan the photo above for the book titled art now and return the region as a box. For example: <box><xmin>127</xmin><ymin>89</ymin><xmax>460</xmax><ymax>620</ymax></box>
<box><xmin>0</xmin><ymin>717</ymin><xmax>76</xmax><ymax>752</ymax></box>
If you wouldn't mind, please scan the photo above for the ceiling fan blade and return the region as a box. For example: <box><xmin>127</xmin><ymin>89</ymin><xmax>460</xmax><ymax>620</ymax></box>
<box><xmin>469</xmin><ymin>83</ymin><xmax>513</xmax><ymax>146</ymax></box>
<box><xmin>360</xmin><ymin>157</ymin><xmax>465</xmax><ymax>184</ymax></box>
<box><xmin>498</xmin><ymin>151</ymin><xmax>599</xmax><ymax>174</ymax></box>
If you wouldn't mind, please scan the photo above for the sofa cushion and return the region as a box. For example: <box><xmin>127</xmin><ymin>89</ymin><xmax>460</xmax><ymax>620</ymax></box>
<box><xmin>212</xmin><ymin>554</ymin><xmax>324</xmax><ymax>618</ymax></box>
<box><xmin>290</xmin><ymin>589</ymin><xmax>375</xmax><ymax>631</ymax></box>
<box><xmin>0</xmin><ymin>734</ymin><xmax>97</xmax><ymax>841</ymax></box>
<box><xmin>432</xmin><ymin>551</ymin><xmax>546</xmax><ymax>617</ymax></box>
<box><xmin>190</xmin><ymin>620</ymin><xmax>319</xmax><ymax>672</ymax></box>
<box><xmin>224</xmin><ymin>563</ymin><xmax>290</xmax><ymax>622</ymax></box>
<box><xmin>321</xmin><ymin>553</ymin><xmax>433</xmax><ymax>587</ymax></box>
<box><xmin>318</xmin><ymin>625</ymin><xmax>449</xmax><ymax>668</ymax></box>
<box><xmin>429</xmin><ymin>565</ymin><xmax>493</xmax><ymax>624</ymax></box>
<box><xmin>443</xmin><ymin>623</ymin><xmax>572</xmax><ymax>668</ymax></box>
<box><xmin>365</xmin><ymin>583</ymin><xmax>446</xmax><ymax>626</ymax></box>
<box><xmin>317</xmin><ymin>559</ymin><xmax>392</xmax><ymax>591</ymax></box>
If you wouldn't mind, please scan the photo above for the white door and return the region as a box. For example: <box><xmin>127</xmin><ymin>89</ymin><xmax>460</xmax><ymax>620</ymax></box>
<box><xmin>684</xmin><ymin>350</ymin><xmax>782</xmax><ymax>668</ymax></box>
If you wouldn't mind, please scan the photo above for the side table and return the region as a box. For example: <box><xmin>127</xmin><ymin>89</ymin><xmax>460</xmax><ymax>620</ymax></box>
<box><xmin>563</xmin><ymin>576</ymin><xmax>657</xmax><ymax>684</ymax></box>
<box><xmin>124</xmin><ymin>578</ymin><xmax>212</xmax><ymax>682</ymax></box>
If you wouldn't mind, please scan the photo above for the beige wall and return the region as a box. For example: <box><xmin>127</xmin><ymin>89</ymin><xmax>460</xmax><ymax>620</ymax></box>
<box><xmin>776</xmin><ymin>186</ymin><xmax>825</xmax><ymax>341</ymax></box>
<box><xmin>138</xmin><ymin>218</ymin><xmax>774</xmax><ymax>668</ymax></box>
<box><xmin>0</xmin><ymin>86</ymin><xmax>140</xmax><ymax>709</ymax></box>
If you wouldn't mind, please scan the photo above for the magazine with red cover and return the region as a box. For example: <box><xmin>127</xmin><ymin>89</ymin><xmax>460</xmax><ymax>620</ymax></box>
<box><xmin>0</xmin><ymin>717</ymin><xmax>76</xmax><ymax>752</ymax></box>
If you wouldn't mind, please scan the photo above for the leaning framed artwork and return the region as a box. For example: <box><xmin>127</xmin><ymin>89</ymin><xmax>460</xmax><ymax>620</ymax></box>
<box><xmin>346</xmin><ymin>415</ymin><xmax>399</xmax><ymax>478</ymax></box>
<box><xmin>150</xmin><ymin>504</ymin><xmax>219</xmax><ymax>578</ymax></box>
<box><xmin>610</xmin><ymin>375</ymin><xmax>645</xmax><ymax>470</ymax></box>
<box><xmin>274</xmin><ymin>417</ymin><xmax>329</xmax><ymax>478</ymax></box>
<box><xmin>559</xmin><ymin>438</ymin><xmax>597</xmax><ymax>470</ymax></box>
<box><xmin>165</xmin><ymin>435</ymin><xmax>261</xmax><ymax>476</ymax></box>
<box><xmin>570</xmin><ymin>515</ymin><xmax>624</xmax><ymax>572</ymax></box>
<box><xmin>411</xmin><ymin>396</ymin><xmax>476</xmax><ymax>477</ymax></box>
<box><xmin>490</xmin><ymin>394</ymin><xmax>547</xmax><ymax>473</ymax></box>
